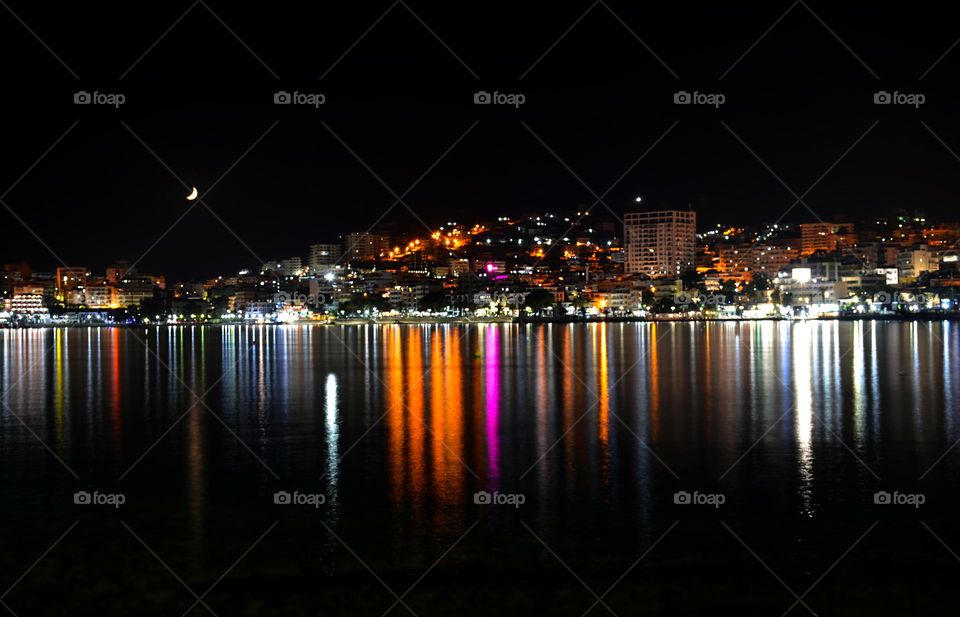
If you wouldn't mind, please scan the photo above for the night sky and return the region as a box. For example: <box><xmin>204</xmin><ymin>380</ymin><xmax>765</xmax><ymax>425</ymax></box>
<box><xmin>2</xmin><ymin>1</ymin><xmax>960</xmax><ymax>279</ymax></box>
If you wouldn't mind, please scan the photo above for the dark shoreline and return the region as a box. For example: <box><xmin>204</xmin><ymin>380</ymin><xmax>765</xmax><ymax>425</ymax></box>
<box><xmin>1</xmin><ymin>312</ymin><xmax>959</xmax><ymax>328</ymax></box>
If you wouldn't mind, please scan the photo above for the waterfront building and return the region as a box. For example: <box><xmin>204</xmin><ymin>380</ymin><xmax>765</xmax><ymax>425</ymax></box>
<box><xmin>55</xmin><ymin>266</ymin><xmax>88</xmax><ymax>303</ymax></box>
<box><xmin>84</xmin><ymin>285</ymin><xmax>119</xmax><ymax>308</ymax></box>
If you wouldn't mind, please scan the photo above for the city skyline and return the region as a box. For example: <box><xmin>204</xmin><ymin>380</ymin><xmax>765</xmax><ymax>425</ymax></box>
<box><xmin>2</xmin><ymin>202</ymin><xmax>954</xmax><ymax>279</ymax></box>
<box><xmin>2</xmin><ymin>202</ymin><xmax>958</xmax><ymax>324</ymax></box>
<box><xmin>5</xmin><ymin>2</ymin><xmax>960</xmax><ymax>280</ymax></box>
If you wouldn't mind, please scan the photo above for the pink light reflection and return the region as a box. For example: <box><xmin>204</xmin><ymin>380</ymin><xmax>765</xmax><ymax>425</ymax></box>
<box><xmin>484</xmin><ymin>326</ymin><xmax>501</xmax><ymax>488</ymax></box>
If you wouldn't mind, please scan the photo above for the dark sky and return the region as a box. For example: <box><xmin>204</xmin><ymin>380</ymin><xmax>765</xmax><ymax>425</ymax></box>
<box><xmin>2</xmin><ymin>1</ymin><xmax>960</xmax><ymax>279</ymax></box>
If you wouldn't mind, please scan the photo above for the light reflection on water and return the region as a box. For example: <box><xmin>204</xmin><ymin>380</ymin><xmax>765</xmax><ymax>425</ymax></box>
<box><xmin>0</xmin><ymin>321</ymin><xmax>958</xmax><ymax>525</ymax></box>
<box><xmin>793</xmin><ymin>322</ymin><xmax>814</xmax><ymax>517</ymax></box>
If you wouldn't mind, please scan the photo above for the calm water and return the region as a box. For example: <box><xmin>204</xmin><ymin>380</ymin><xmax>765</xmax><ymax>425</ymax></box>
<box><xmin>1</xmin><ymin>322</ymin><xmax>959</xmax><ymax>615</ymax></box>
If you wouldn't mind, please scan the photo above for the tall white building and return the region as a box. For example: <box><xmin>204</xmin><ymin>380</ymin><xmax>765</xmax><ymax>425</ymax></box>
<box><xmin>624</xmin><ymin>210</ymin><xmax>696</xmax><ymax>277</ymax></box>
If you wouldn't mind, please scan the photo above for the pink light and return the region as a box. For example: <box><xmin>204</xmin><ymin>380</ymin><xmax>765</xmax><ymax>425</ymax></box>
<box><xmin>485</xmin><ymin>263</ymin><xmax>497</xmax><ymax>273</ymax></box>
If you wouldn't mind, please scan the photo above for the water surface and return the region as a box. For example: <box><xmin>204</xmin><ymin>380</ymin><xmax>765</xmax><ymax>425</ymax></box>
<box><xmin>1</xmin><ymin>322</ymin><xmax>958</xmax><ymax>615</ymax></box>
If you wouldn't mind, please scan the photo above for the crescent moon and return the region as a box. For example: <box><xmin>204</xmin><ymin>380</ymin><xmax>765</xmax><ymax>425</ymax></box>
<box><xmin>186</xmin><ymin>187</ymin><xmax>198</xmax><ymax>200</ymax></box>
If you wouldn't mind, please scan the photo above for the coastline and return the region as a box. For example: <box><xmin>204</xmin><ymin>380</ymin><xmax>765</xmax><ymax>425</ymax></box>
<box><xmin>2</xmin><ymin>312</ymin><xmax>958</xmax><ymax>328</ymax></box>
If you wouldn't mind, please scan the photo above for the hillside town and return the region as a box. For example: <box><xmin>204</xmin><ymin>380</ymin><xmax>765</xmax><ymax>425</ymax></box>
<box><xmin>2</xmin><ymin>208</ymin><xmax>959</xmax><ymax>325</ymax></box>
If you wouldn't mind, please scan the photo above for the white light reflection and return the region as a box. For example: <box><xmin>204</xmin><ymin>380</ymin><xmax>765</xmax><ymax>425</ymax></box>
<box><xmin>325</xmin><ymin>373</ymin><xmax>340</xmax><ymax>501</ymax></box>
<box><xmin>944</xmin><ymin>322</ymin><xmax>956</xmax><ymax>436</ymax></box>
<box><xmin>793</xmin><ymin>322</ymin><xmax>815</xmax><ymax>517</ymax></box>
<box><xmin>851</xmin><ymin>321</ymin><xmax>866</xmax><ymax>446</ymax></box>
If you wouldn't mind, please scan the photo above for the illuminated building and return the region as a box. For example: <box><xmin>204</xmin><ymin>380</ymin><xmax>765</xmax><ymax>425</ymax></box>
<box><xmin>346</xmin><ymin>232</ymin><xmax>391</xmax><ymax>261</ymax></box>
<box><xmin>84</xmin><ymin>285</ymin><xmax>119</xmax><ymax>308</ymax></box>
<box><xmin>799</xmin><ymin>222</ymin><xmax>855</xmax><ymax>255</ymax></box>
<box><xmin>115</xmin><ymin>274</ymin><xmax>162</xmax><ymax>307</ymax></box>
<box><xmin>779</xmin><ymin>260</ymin><xmax>846</xmax><ymax>305</ymax></box>
<box><xmin>920</xmin><ymin>224</ymin><xmax>960</xmax><ymax>247</ymax></box>
<box><xmin>55</xmin><ymin>266</ymin><xmax>87</xmax><ymax>303</ymax></box>
<box><xmin>308</xmin><ymin>243</ymin><xmax>341</xmax><ymax>271</ymax></box>
<box><xmin>752</xmin><ymin>242</ymin><xmax>798</xmax><ymax>275</ymax></box>
<box><xmin>384</xmin><ymin>284</ymin><xmax>430</xmax><ymax>311</ymax></box>
<box><xmin>10</xmin><ymin>286</ymin><xmax>47</xmax><ymax>313</ymax></box>
<box><xmin>585</xmin><ymin>284</ymin><xmax>636</xmax><ymax>312</ymax></box>
<box><xmin>478</xmin><ymin>261</ymin><xmax>506</xmax><ymax>276</ymax></box>
<box><xmin>716</xmin><ymin>244</ymin><xmax>751</xmax><ymax>282</ymax></box>
<box><xmin>280</xmin><ymin>257</ymin><xmax>302</xmax><ymax>277</ymax></box>
<box><xmin>624</xmin><ymin>210</ymin><xmax>696</xmax><ymax>277</ymax></box>
<box><xmin>105</xmin><ymin>261</ymin><xmax>132</xmax><ymax>284</ymax></box>
<box><xmin>897</xmin><ymin>246</ymin><xmax>936</xmax><ymax>281</ymax></box>
<box><xmin>242</xmin><ymin>301</ymin><xmax>275</xmax><ymax>320</ymax></box>
<box><xmin>260</xmin><ymin>258</ymin><xmax>302</xmax><ymax>277</ymax></box>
